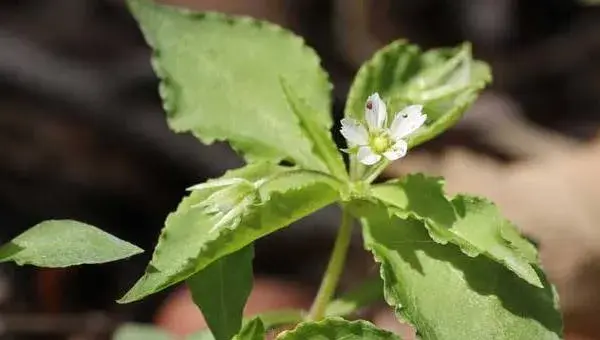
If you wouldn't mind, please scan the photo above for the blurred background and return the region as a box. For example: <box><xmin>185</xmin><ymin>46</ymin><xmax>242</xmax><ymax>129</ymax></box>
<box><xmin>1</xmin><ymin>0</ymin><xmax>600</xmax><ymax>339</ymax></box>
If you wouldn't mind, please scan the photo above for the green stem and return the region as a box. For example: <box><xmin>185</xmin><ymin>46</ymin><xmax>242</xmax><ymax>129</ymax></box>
<box><xmin>362</xmin><ymin>159</ymin><xmax>390</xmax><ymax>183</ymax></box>
<box><xmin>308</xmin><ymin>209</ymin><xmax>354</xmax><ymax>321</ymax></box>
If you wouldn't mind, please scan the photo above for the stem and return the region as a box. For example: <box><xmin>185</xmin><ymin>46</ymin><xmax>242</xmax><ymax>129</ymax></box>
<box><xmin>308</xmin><ymin>209</ymin><xmax>354</xmax><ymax>321</ymax></box>
<box><xmin>362</xmin><ymin>159</ymin><xmax>390</xmax><ymax>183</ymax></box>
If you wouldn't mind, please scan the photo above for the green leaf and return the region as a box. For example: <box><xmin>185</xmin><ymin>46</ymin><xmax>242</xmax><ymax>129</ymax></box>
<box><xmin>277</xmin><ymin>317</ymin><xmax>400</xmax><ymax>340</ymax></box>
<box><xmin>371</xmin><ymin>174</ymin><xmax>456</xmax><ymax>237</ymax></box>
<box><xmin>402</xmin><ymin>45</ymin><xmax>491</xmax><ymax>148</ymax></box>
<box><xmin>0</xmin><ymin>220</ymin><xmax>143</xmax><ymax>267</ymax></box>
<box><xmin>344</xmin><ymin>41</ymin><xmax>491</xmax><ymax>175</ymax></box>
<box><xmin>371</xmin><ymin>174</ymin><xmax>542</xmax><ymax>287</ymax></box>
<box><xmin>188</xmin><ymin>246</ymin><xmax>254</xmax><ymax>340</ymax></box>
<box><xmin>325</xmin><ymin>276</ymin><xmax>383</xmax><ymax>317</ymax></box>
<box><xmin>113</xmin><ymin>323</ymin><xmax>173</xmax><ymax>340</ymax></box>
<box><xmin>233</xmin><ymin>317</ymin><xmax>266</xmax><ymax>340</ymax></box>
<box><xmin>127</xmin><ymin>0</ymin><xmax>333</xmax><ymax>173</ymax></box>
<box><xmin>360</xmin><ymin>201</ymin><xmax>563</xmax><ymax>340</ymax></box>
<box><xmin>119</xmin><ymin>163</ymin><xmax>341</xmax><ymax>303</ymax></box>
<box><xmin>280</xmin><ymin>78</ymin><xmax>347</xmax><ymax>180</ymax></box>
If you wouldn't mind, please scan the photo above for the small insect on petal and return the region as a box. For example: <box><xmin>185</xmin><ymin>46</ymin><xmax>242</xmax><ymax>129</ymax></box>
<box><xmin>365</xmin><ymin>93</ymin><xmax>387</xmax><ymax>131</ymax></box>
<box><xmin>390</xmin><ymin>105</ymin><xmax>426</xmax><ymax>140</ymax></box>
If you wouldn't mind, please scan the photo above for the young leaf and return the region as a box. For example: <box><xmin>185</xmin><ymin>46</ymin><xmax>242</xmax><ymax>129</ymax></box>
<box><xmin>359</xmin><ymin>201</ymin><xmax>563</xmax><ymax>340</ymax></box>
<box><xmin>233</xmin><ymin>317</ymin><xmax>266</xmax><ymax>340</ymax></box>
<box><xmin>113</xmin><ymin>323</ymin><xmax>173</xmax><ymax>340</ymax></box>
<box><xmin>345</xmin><ymin>41</ymin><xmax>491</xmax><ymax>150</ymax></box>
<box><xmin>127</xmin><ymin>0</ymin><xmax>333</xmax><ymax>173</ymax></box>
<box><xmin>280</xmin><ymin>78</ymin><xmax>347</xmax><ymax>180</ymax></box>
<box><xmin>187</xmin><ymin>246</ymin><xmax>254</xmax><ymax>340</ymax></box>
<box><xmin>276</xmin><ymin>317</ymin><xmax>400</xmax><ymax>340</ymax></box>
<box><xmin>0</xmin><ymin>220</ymin><xmax>143</xmax><ymax>267</ymax></box>
<box><xmin>371</xmin><ymin>174</ymin><xmax>543</xmax><ymax>288</ymax></box>
<box><xmin>119</xmin><ymin>163</ymin><xmax>341</xmax><ymax>303</ymax></box>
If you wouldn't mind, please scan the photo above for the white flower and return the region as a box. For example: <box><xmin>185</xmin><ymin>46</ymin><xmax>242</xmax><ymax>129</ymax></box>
<box><xmin>341</xmin><ymin>93</ymin><xmax>426</xmax><ymax>165</ymax></box>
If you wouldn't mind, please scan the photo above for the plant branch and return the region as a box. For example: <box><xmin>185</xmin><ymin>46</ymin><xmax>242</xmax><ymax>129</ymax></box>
<box><xmin>362</xmin><ymin>159</ymin><xmax>390</xmax><ymax>183</ymax></box>
<box><xmin>308</xmin><ymin>208</ymin><xmax>354</xmax><ymax>321</ymax></box>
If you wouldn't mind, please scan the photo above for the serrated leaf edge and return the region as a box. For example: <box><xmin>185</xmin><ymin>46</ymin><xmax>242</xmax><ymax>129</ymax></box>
<box><xmin>119</xmin><ymin>170</ymin><xmax>340</xmax><ymax>303</ymax></box>
<box><xmin>372</xmin><ymin>175</ymin><xmax>543</xmax><ymax>288</ymax></box>
<box><xmin>127</xmin><ymin>0</ymin><xmax>334</xmax><ymax>166</ymax></box>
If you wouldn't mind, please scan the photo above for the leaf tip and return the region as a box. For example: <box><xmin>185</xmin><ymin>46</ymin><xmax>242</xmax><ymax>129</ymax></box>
<box><xmin>527</xmin><ymin>270</ymin><xmax>545</xmax><ymax>289</ymax></box>
<box><xmin>117</xmin><ymin>275</ymin><xmax>152</xmax><ymax>304</ymax></box>
<box><xmin>116</xmin><ymin>291</ymin><xmax>139</xmax><ymax>305</ymax></box>
<box><xmin>129</xmin><ymin>244</ymin><xmax>145</xmax><ymax>256</ymax></box>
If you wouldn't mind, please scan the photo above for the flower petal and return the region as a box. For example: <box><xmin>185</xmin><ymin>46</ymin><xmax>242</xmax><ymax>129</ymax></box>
<box><xmin>390</xmin><ymin>105</ymin><xmax>427</xmax><ymax>140</ymax></box>
<box><xmin>365</xmin><ymin>93</ymin><xmax>387</xmax><ymax>131</ymax></box>
<box><xmin>357</xmin><ymin>146</ymin><xmax>381</xmax><ymax>165</ymax></box>
<box><xmin>383</xmin><ymin>140</ymin><xmax>408</xmax><ymax>161</ymax></box>
<box><xmin>340</xmin><ymin>118</ymin><xmax>369</xmax><ymax>146</ymax></box>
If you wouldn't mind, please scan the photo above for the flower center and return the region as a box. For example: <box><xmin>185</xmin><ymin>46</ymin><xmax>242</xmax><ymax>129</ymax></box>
<box><xmin>370</xmin><ymin>133</ymin><xmax>392</xmax><ymax>154</ymax></box>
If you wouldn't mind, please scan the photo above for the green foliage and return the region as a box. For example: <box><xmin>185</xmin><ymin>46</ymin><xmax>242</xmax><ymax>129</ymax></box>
<box><xmin>280</xmin><ymin>79</ymin><xmax>348</xmax><ymax>180</ymax></box>
<box><xmin>359</xmin><ymin>201</ymin><xmax>563</xmax><ymax>340</ymax></box>
<box><xmin>119</xmin><ymin>163</ymin><xmax>341</xmax><ymax>303</ymax></box>
<box><xmin>0</xmin><ymin>2</ymin><xmax>565</xmax><ymax>339</ymax></box>
<box><xmin>344</xmin><ymin>41</ymin><xmax>491</xmax><ymax>176</ymax></box>
<box><xmin>345</xmin><ymin>41</ymin><xmax>490</xmax><ymax>148</ymax></box>
<box><xmin>0</xmin><ymin>220</ymin><xmax>142</xmax><ymax>267</ymax></box>
<box><xmin>126</xmin><ymin>0</ymin><xmax>334</xmax><ymax>174</ymax></box>
<box><xmin>188</xmin><ymin>246</ymin><xmax>254</xmax><ymax>340</ymax></box>
<box><xmin>112</xmin><ymin>323</ymin><xmax>172</xmax><ymax>340</ymax></box>
<box><xmin>371</xmin><ymin>174</ymin><xmax>542</xmax><ymax>287</ymax></box>
<box><xmin>233</xmin><ymin>317</ymin><xmax>266</xmax><ymax>340</ymax></box>
<box><xmin>277</xmin><ymin>317</ymin><xmax>400</xmax><ymax>340</ymax></box>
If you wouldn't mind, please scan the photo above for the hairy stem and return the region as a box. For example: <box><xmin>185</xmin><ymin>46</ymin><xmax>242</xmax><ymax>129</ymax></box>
<box><xmin>308</xmin><ymin>209</ymin><xmax>354</xmax><ymax>321</ymax></box>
